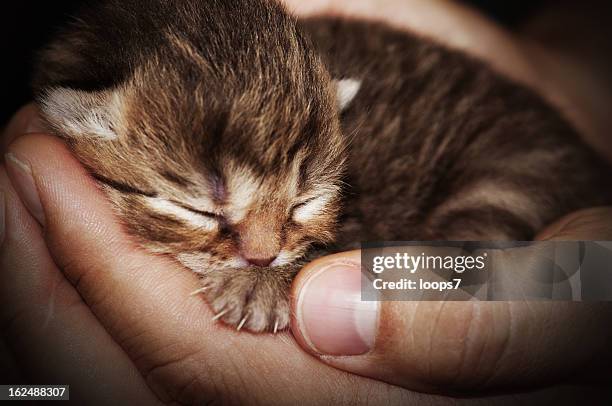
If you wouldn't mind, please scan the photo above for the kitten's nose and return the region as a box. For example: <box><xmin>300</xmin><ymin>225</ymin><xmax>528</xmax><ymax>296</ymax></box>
<box><xmin>236</xmin><ymin>217</ymin><xmax>281</xmax><ymax>267</ymax></box>
<box><xmin>245</xmin><ymin>256</ymin><xmax>276</xmax><ymax>267</ymax></box>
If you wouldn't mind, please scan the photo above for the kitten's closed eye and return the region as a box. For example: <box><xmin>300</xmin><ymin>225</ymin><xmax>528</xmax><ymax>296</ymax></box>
<box><xmin>96</xmin><ymin>174</ymin><xmax>223</xmax><ymax>228</ymax></box>
<box><xmin>93</xmin><ymin>174</ymin><xmax>157</xmax><ymax>198</ymax></box>
<box><xmin>144</xmin><ymin>197</ymin><xmax>219</xmax><ymax>230</ymax></box>
<box><xmin>291</xmin><ymin>194</ymin><xmax>332</xmax><ymax>223</ymax></box>
<box><xmin>176</xmin><ymin>202</ymin><xmax>222</xmax><ymax>220</ymax></box>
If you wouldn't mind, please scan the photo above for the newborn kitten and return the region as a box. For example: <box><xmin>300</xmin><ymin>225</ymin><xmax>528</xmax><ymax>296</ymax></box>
<box><xmin>32</xmin><ymin>0</ymin><xmax>610</xmax><ymax>333</ymax></box>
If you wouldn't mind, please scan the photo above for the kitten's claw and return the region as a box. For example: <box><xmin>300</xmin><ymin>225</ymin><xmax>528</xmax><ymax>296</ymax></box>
<box><xmin>212</xmin><ymin>308</ymin><xmax>228</xmax><ymax>321</ymax></box>
<box><xmin>237</xmin><ymin>314</ymin><xmax>248</xmax><ymax>331</ymax></box>
<box><xmin>200</xmin><ymin>265</ymin><xmax>298</xmax><ymax>333</ymax></box>
<box><xmin>189</xmin><ymin>286</ymin><xmax>209</xmax><ymax>296</ymax></box>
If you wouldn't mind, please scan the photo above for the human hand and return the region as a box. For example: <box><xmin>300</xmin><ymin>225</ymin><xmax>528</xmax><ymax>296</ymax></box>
<box><xmin>3</xmin><ymin>107</ymin><xmax>611</xmax><ymax>404</ymax></box>
<box><xmin>290</xmin><ymin>215</ymin><xmax>612</xmax><ymax>393</ymax></box>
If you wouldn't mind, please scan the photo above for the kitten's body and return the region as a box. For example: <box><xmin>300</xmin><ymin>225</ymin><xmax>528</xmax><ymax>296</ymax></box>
<box><xmin>300</xmin><ymin>19</ymin><xmax>611</xmax><ymax>242</ymax></box>
<box><xmin>33</xmin><ymin>0</ymin><xmax>610</xmax><ymax>332</ymax></box>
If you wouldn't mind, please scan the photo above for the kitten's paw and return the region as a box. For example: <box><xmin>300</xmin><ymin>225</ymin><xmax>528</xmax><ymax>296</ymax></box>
<box><xmin>198</xmin><ymin>265</ymin><xmax>299</xmax><ymax>333</ymax></box>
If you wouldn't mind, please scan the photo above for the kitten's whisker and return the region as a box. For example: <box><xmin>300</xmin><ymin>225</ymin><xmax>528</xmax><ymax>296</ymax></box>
<box><xmin>237</xmin><ymin>314</ymin><xmax>248</xmax><ymax>331</ymax></box>
<box><xmin>212</xmin><ymin>308</ymin><xmax>228</xmax><ymax>321</ymax></box>
<box><xmin>189</xmin><ymin>286</ymin><xmax>209</xmax><ymax>296</ymax></box>
<box><xmin>343</xmin><ymin>114</ymin><xmax>367</xmax><ymax>149</ymax></box>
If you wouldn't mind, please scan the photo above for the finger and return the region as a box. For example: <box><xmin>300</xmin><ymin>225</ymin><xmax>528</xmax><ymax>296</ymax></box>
<box><xmin>0</xmin><ymin>166</ymin><xmax>158</xmax><ymax>404</ymax></box>
<box><xmin>4</xmin><ymin>134</ymin><xmax>412</xmax><ymax>405</ymax></box>
<box><xmin>4</xmin><ymin>134</ymin><xmax>217</xmax><ymax>403</ymax></box>
<box><xmin>291</xmin><ymin>249</ymin><xmax>612</xmax><ymax>393</ymax></box>
<box><xmin>536</xmin><ymin>207</ymin><xmax>612</xmax><ymax>241</ymax></box>
<box><xmin>1</xmin><ymin>104</ymin><xmax>44</xmax><ymax>154</ymax></box>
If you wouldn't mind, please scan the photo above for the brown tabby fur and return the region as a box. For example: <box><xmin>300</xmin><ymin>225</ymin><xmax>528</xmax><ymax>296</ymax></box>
<box><xmin>32</xmin><ymin>0</ymin><xmax>611</xmax><ymax>332</ymax></box>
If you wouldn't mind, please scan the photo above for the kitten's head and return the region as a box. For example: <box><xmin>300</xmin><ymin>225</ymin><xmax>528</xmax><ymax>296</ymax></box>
<box><xmin>36</xmin><ymin>1</ymin><xmax>359</xmax><ymax>272</ymax></box>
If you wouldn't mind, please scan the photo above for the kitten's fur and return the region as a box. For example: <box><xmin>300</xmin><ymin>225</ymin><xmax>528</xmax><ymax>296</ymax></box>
<box><xmin>33</xmin><ymin>0</ymin><xmax>610</xmax><ymax>332</ymax></box>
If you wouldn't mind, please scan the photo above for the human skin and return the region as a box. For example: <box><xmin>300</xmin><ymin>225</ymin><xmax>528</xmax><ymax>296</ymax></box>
<box><xmin>1</xmin><ymin>0</ymin><xmax>612</xmax><ymax>404</ymax></box>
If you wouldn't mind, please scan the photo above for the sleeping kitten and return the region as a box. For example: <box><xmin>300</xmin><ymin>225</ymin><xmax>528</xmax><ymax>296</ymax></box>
<box><xmin>32</xmin><ymin>0</ymin><xmax>610</xmax><ymax>333</ymax></box>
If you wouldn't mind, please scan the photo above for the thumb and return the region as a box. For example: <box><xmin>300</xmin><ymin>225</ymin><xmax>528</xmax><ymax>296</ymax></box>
<box><xmin>290</xmin><ymin>250</ymin><xmax>612</xmax><ymax>393</ymax></box>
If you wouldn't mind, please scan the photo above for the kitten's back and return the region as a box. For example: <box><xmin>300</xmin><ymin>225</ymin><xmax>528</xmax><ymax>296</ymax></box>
<box><xmin>300</xmin><ymin>17</ymin><xmax>612</xmax><ymax>241</ymax></box>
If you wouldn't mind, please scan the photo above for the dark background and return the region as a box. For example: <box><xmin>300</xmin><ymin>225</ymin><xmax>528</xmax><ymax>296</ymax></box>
<box><xmin>0</xmin><ymin>0</ymin><xmax>553</xmax><ymax>126</ymax></box>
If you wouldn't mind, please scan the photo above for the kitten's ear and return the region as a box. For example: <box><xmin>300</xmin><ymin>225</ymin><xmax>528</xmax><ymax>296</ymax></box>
<box><xmin>39</xmin><ymin>87</ymin><xmax>125</xmax><ymax>140</ymax></box>
<box><xmin>334</xmin><ymin>78</ymin><xmax>361</xmax><ymax>111</ymax></box>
